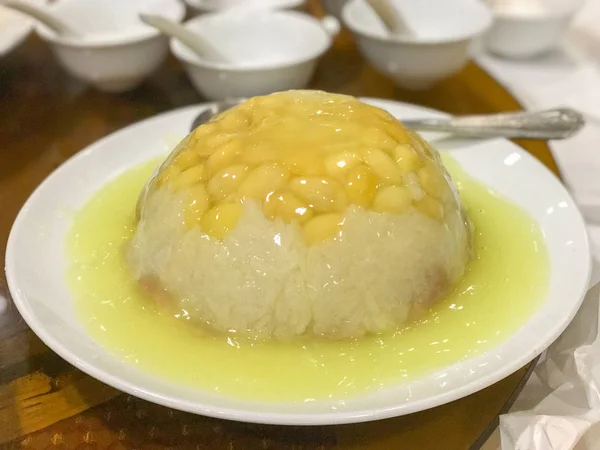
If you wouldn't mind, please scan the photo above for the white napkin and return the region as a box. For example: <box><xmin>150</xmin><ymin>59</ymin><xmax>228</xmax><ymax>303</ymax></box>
<box><xmin>500</xmin><ymin>282</ymin><xmax>600</xmax><ymax>450</ymax></box>
<box><xmin>476</xmin><ymin>1</ymin><xmax>600</xmax><ymax>448</ymax></box>
<box><xmin>481</xmin><ymin>281</ymin><xmax>600</xmax><ymax>450</ymax></box>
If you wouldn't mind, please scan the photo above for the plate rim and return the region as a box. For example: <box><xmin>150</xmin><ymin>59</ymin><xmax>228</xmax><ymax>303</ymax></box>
<box><xmin>5</xmin><ymin>98</ymin><xmax>592</xmax><ymax>425</ymax></box>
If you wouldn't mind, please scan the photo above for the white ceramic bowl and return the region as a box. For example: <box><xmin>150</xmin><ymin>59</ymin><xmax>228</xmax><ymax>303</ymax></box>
<box><xmin>342</xmin><ymin>0</ymin><xmax>493</xmax><ymax>90</ymax></box>
<box><xmin>35</xmin><ymin>0</ymin><xmax>186</xmax><ymax>93</ymax></box>
<box><xmin>5</xmin><ymin>99</ymin><xmax>591</xmax><ymax>425</ymax></box>
<box><xmin>185</xmin><ymin>0</ymin><xmax>306</xmax><ymax>14</ymax></box>
<box><xmin>484</xmin><ymin>0</ymin><xmax>584</xmax><ymax>59</ymax></box>
<box><xmin>170</xmin><ymin>10</ymin><xmax>339</xmax><ymax>101</ymax></box>
<box><xmin>0</xmin><ymin>0</ymin><xmax>46</xmax><ymax>57</ymax></box>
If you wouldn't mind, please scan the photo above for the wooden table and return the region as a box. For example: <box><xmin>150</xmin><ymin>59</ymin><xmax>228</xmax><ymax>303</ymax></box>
<box><xmin>0</xmin><ymin>4</ymin><xmax>559</xmax><ymax>449</ymax></box>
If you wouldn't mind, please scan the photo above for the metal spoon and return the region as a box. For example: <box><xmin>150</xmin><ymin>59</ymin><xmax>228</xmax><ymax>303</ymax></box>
<box><xmin>402</xmin><ymin>108</ymin><xmax>585</xmax><ymax>140</ymax></box>
<box><xmin>189</xmin><ymin>98</ymin><xmax>247</xmax><ymax>131</ymax></box>
<box><xmin>190</xmin><ymin>100</ymin><xmax>584</xmax><ymax>140</ymax></box>
<box><xmin>137</xmin><ymin>103</ymin><xmax>584</xmax><ymax>219</ymax></box>
<box><xmin>3</xmin><ymin>0</ymin><xmax>81</xmax><ymax>37</ymax></box>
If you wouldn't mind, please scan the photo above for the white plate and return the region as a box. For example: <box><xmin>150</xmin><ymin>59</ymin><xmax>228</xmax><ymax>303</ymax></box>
<box><xmin>5</xmin><ymin>99</ymin><xmax>591</xmax><ymax>425</ymax></box>
<box><xmin>0</xmin><ymin>0</ymin><xmax>45</xmax><ymax>57</ymax></box>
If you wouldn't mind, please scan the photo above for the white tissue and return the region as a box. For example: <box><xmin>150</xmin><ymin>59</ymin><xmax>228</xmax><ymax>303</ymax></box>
<box><xmin>492</xmin><ymin>282</ymin><xmax>600</xmax><ymax>450</ymax></box>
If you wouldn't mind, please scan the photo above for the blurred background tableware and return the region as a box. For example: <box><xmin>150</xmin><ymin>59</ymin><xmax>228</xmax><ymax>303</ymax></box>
<box><xmin>3</xmin><ymin>0</ymin><xmax>80</xmax><ymax>37</ymax></box>
<box><xmin>321</xmin><ymin>0</ymin><xmax>346</xmax><ymax>20</ymax></box>
<box><xmin>170</xmin><ymin>9</ymin><xmax>339</xmax><ymax>101</ymax></box>
<box><xmin>139</xmin><ymin>13</ymin><xmax>229</xmax><ymax>63</ymax></box>
<box><xmin>364</xmin><ymin>0</ymin><xmax>413</xmax><ymax>36</ymax></box>
<box><xmin>33</xmin><ymin>0</ymin><xmax>185</xmax><ymax>93</ymax></box>
<box><xmin>0</xmin><ymin>0</ymin><xmax>45</xmax><ymax>57</ymax></box>
<box><xmin>185</xmin><ymin>0</ymin><xmax>306</xmax><ymax>15</ymax></box>
<box><xmin>483</xmin><ymin>0</ymin><xmax>585</xmax><ymax>59</ymax></box>
<box><xmin>342</xmin><ymin>0</ymin><xmax>492</xmax><ymax>90</ymax></box>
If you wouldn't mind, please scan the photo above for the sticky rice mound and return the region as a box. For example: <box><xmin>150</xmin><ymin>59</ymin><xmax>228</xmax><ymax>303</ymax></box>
<box><xmin>128</xmin><ymin>90</ymin><xmax>472</xmax><ymax>340</ymax></box>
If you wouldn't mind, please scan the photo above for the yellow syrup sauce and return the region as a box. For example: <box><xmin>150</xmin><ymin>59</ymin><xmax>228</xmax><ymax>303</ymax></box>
<box><xmin>66</xmin><ymin>155</ymin><xmax>549</xmax><ymax>402</ymax></box>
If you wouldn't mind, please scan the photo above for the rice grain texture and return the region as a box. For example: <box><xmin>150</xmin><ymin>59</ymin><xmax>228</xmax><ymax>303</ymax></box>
<box><xmin>128</xmin><ymin>90</ymin><xmax>472</xmax><ymax>340</ymax></box>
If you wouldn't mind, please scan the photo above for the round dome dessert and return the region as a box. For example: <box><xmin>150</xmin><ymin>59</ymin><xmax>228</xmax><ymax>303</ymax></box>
<box><xmin>128</xmin><ymin>90</ymin><xmax>473</xmax><ymax>340</ymax></box>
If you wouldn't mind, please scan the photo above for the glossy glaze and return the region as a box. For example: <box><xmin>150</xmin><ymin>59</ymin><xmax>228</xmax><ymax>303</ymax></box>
<box><xmin>67</xmin><ymin>155</ymin><xmax>549</xmax><ymax>402</ymax></box>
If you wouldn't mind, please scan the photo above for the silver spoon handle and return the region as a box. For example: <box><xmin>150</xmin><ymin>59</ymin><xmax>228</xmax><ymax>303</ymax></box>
<box><xmin>402</xmin><ymin>108</ymin><xmax>585</xmax><ymax>140</ymax></box>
